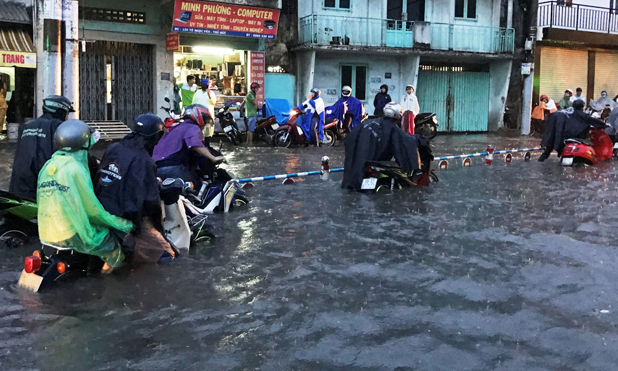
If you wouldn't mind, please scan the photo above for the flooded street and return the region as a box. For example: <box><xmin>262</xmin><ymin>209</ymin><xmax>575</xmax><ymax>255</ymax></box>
<box><xmin>2</xmin><ymin>133</ymin><xmax>618</xmax><ymax>370</ymax></box>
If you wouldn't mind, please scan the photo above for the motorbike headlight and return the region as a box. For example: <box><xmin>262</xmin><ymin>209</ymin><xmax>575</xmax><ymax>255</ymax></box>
<box><xmin>432</xmin><ymin>116</ymin><xmax>438</xmax><ymax>124</ymax></box>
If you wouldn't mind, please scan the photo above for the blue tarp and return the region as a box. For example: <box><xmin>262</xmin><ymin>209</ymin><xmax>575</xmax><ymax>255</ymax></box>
<box><xmin>264</xmin><ymin>98</ymin><xmax>292</xmax><ymax>124</ymax></box>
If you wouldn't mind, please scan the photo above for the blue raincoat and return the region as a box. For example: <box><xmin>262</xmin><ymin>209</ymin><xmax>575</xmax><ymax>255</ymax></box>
<box><xmin>326</xmin><ymin>96</ymin><xmax>365</xmax><ymax>131</ymax></box>
<box><xmin>298</xmin><ymin>95</ymin><xmax>325</xmax><ymax>144</ymax></box>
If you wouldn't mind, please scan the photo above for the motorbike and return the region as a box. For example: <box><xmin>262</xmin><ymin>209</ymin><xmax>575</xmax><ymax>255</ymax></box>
<box><xmin>414</xmin><ymin>113</ymin><xmax>439</xmax><ymax>140</ymax></box>
<box><xmin>322</xmin><ymin>118</ymin><xmax>340</xmax><ymax>147</ymax></box>
<box><xmin>359</xmin><ymin>161</ymin><xmax>438</xmax><ymax>193</ymax></box>
<box><xmin>253</xmin><ymin>115</ymin><xmax>279</xmax><ymax>146</ymax></box>
<box><xmin>161</xmin><ymin>97</ymin><xmax>181</xmax><ymax>130</ymax></box>
<box><xmin>17</xmin><ymin>178</ymin><xmax>207</xmax><ymax>292</ymax></box>
<box><xmin>561</xmin><ymin>127</ymin><xmax>613</xmax><ymax>167</ymax></box>
<box><xmin>217</xmin><ymin>101</ymin><xmax>242</xmax><ymax>145</ymax></box>
<box><xmin>274</xmin><ymin>108</ymin><xmax>310</xmax><ymax>148</ymax></box>
<box><xmin>0</xmin><ymin>190</ymin><xmax>38</xmax><ymax>247</ymax></box>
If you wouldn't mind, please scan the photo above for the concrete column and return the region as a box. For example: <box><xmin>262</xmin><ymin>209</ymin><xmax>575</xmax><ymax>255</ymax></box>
<box><xmin>507</xmin><ymin>0</ymin><xmax>513</xmax><ymax>28</ymax></box>
<box><xmin>62</xmin><ymin>0</ymin><xmax>79</xmax><ymax>119</ymax></box>
<box><xmin>521</xmin><ymin>72</ymin><xmax>533</xmax><ymax>135</ymax></box>
<box><xmin>41</xmin><ymin>0</ymin><xmax>62</xmax><ymax>100</ymax></box>
<box><xmin>34</xmin><ymin>0</ymin><xmax>44</xmax><ymax>117</ymax></box>
<box><xmin>296</xmin><ymin>50</ymin><xmax>315</xmax><ymax>104</ymax></box>
<box><xmin>488</xmin><ymin>60</ymin><xmax>512</xmax><ymax>131</ymax></box>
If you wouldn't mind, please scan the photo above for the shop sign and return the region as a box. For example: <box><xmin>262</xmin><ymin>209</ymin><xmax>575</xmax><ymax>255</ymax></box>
<box><xmin>521</xmin><ymin>63</ymin><xmax>533</xmax><ymax>75</ymax></box>
<box><xmin>167</xmin><ymin>32</ymin><xmax>180</xmax><ymax>51</ymax></box>
<box><xmin>172</xmin><ymin>0</ymin><xmax>280</xmax><ymax>39</ymax></box>
<box><xmin>250</xmin><ymin>52</ymin><xmax>265</xmax><ymax>107</ymax></box>
<box><xmin>0</xmin><ymin>51</ymin><xmax>36</xmax><ymax>68</ymax></box>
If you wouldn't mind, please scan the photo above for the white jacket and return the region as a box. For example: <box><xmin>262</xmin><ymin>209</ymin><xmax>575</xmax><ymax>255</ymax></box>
<box><xmin>401</xmin><ymin>93</ymin><xmax>420</xmax><ymax>115</ymax></box>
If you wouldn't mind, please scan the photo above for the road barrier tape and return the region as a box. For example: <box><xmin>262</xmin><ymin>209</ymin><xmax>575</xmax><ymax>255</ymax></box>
<box><xmin>230</xmin><ymin>147</ymin><xmax>544</xmax><ymax>184</ymax></box>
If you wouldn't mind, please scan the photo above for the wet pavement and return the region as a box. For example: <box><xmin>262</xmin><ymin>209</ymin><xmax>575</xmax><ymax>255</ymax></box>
<box><xmin>2</xmin><ymin>132</ymin><xmax>618</xmax><ymax>370</ymax></box>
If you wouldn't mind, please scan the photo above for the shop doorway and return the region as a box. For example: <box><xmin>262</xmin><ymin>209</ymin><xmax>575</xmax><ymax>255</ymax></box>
<box><xmin>79</xmin><ymin>41</ymin><xmax>154</xmax><ymax>126</ymax></box>
<box><xmin>416</xmin><ymin>64</ymin><xmax>490</xmax><ymax>132</ymax></box>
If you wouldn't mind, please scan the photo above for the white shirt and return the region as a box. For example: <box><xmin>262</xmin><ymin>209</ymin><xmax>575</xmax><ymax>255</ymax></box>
<box><xmin>192</xmin><ymin>89</ymin><xmax>217</xmax><ymax>119</ymax></box>
<box><xmin>570</xmin><ymin>94</ymin><xmax>584</xmax><ymax>102</ymax></box>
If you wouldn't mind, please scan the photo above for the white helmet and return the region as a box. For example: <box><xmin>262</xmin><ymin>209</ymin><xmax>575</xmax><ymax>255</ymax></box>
<box><xmin>341</xmin><ymin>85</ymin><xmax>352</xmax><ymax>97</ymax></box>
<box><xmin>383</xmin><ymin>102</ymin><xmax>402</xmax><ymax>119</ymax></box>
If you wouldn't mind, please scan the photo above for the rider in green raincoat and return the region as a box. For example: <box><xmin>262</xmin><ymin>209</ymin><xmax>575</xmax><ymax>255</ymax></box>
<box><xmin>37</xmin><ymin>120</ymin><xmax>133</xmax><ymax>271</ymax></box>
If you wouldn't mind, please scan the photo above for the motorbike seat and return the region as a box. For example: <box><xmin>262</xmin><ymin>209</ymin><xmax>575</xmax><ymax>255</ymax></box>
<box><xmin>325</xmin><ymin>118</ymin><xmax>337</xmax><ymax>124</ymax></box>
<box><xmin>565</xmin><ymin>138</ymin><xmax>593</xmax><ymax>146</ymax></box>
<box><xmin>365</xmin><ymin>160</ymin><xmax>401</xmax><ymax>170</ymax></box>
<box><xmin>41</xmin><ymin>242</ymin><xmax>73</xmax><ymax>251</ymax></box>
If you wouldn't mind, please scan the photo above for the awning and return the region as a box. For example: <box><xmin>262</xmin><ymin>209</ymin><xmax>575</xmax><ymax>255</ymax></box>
<box><xmin>0</xmin><ymin>29</ymin><xmax>36</xmax><ymax>68</ymax></box>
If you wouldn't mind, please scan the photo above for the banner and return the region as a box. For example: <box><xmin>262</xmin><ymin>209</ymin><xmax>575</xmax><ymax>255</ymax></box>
<box><xmin>167</xmin><ymin>32</ymin><xmax>180</xmax><ymax>51</ymax></box>
<box><xmin>0</xmin><ymin>51</ymin><xmax>36</xmax><ymax>68</ymax></box>
<box><xmin>172</xmin><ymin>0</ymin><xmax>280</xmax><ymax>39</ymax></box>
<box><xmin>250</xmin><ymin>52</ymin><xmax>265</xmax><ymax>107</ymax></box>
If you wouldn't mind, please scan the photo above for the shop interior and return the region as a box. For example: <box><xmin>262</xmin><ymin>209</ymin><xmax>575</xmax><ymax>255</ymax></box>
<box><xmin>174</xmin><ymin>46</ymin><xmax>249</xmax><ymax>108</ymax></box>
<box><xmin>0</xmin><ymin>66</ymin><xmax>35</xmax><ymax>130</ymax></box>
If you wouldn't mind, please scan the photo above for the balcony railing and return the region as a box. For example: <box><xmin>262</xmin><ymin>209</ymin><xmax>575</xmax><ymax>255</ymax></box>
<box><xmin>299</xmin><ymin>15</ymin><xmax>515</xmax><ymax>53</ymax></box>
<box><xmin>538</xmin><ymin>1</ymin><xmax>618</xmax><ymax>34</ymax></box>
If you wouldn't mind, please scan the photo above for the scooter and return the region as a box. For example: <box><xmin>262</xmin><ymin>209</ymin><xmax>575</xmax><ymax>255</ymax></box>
<box><xmin>359</xmin><ymin>161</ymin><xmax>438</xmax><ymax>193</ymax></box>
<box><xmin>274</xmin><ymin>108</ymin><xmax>309</xmax><ymax>148</ymax></box>
<box><xmin>17</xmin><ymin>178</ymin><xmax>208</xmax><ymax>292</ymax></box>
<box><xmin>161</xmin><ymin>97</ymin><xmax>181</xmax><ymax>130</ymax></box>
<box><xmin>0</xmin><ymin>190</ymin><xmax>38</xmax><ymax>247</ymax></box>
<box><xmin>414</xmin><ymin>113</ymin><xmax>439</xmax><ymax>140</ymax></box>
<box><xmin>217</xmin><ymin>101</ymin><xmax>242</xmax><ymax>145</ymax></box>
<box><xmin>322</xmin><ymin>118</ymin><xmax>341</xmax><ymax>148</ymax></box>
<box><xmin>254</xmin><ymin>115</ymin><xmax>279</xmax><ymax>146</ymax></box>
<box><xmin>561</xmin><ymin>127</ymin><xmax>613</xmax><ymax>167</ymax></box>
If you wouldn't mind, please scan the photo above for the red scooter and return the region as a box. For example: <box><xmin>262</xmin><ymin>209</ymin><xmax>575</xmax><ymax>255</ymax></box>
<box><xmin>254</xmin><ymin>115</ymin><xmax>279</xmax><ymax>146</ymax></box>
<box><xmin>274</xmin><ymin>109</ymin><xmax>309</xmax><ymax>148</ymax></box>
<box><xmin>161</xmin><ymin>97</ymin><xmax>181</xmax><ymax>130</ymax></box>
<box><xmin>561</xmin><ymin>127</ymin><xmax>613</xmax><ymax>166</ymax></box>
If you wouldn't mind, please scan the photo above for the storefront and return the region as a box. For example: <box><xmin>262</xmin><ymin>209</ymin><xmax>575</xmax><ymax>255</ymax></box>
<box><xmin>170</xmin><ymin>0</ymin><xmax>279</xmax><ymax>123</ymax></box>
<box><xmin>0</xmin><ymin>29</ymin><xmax>36</xmax><ymax>127</ymax></box>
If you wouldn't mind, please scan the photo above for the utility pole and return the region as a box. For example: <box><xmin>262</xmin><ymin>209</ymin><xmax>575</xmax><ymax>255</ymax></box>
<box><xmin>521</xmin><ymin>0</ymin><xmax>539</xmax><ymax>135</ymax></box>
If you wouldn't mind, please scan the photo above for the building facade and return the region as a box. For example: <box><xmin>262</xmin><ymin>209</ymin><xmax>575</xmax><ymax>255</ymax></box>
<box><xmin>535</xmin><ymin>1</ymin><xmax>618</xmax><ymax>106</ymax></box>
<box><xmin>296</xmin><ymin>0</ymin><xmax>515</xmax><ymax>131</ymax></box>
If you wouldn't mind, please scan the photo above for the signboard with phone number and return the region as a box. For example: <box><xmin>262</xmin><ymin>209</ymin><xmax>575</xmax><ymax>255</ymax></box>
<box><xmin>172</xmin><ymin>0</ymin><xmax>280</xmax><ymax>39</ymax></box>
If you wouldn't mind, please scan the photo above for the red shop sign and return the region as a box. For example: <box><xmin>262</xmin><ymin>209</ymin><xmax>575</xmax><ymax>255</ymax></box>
<box><xmin>166</xmin><ymin>32</ymin><xmax>180</xmax><ymax>51</ymax></box>
<box><xmin>172</xmin><ymin>0</ymin><xmax>280</xmax><ymax>39</ymax></box>
<box><xmin>250</xmin><ymin>51</ymin><xmax>265</xmax><ymax>107</ymax></box>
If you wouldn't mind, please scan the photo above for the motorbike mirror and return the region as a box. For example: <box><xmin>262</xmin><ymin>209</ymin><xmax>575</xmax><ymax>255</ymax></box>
<box><xmin>164</xmin><ymin>97</ymin><xmax>170</xmax><ymax>103</ymax></box>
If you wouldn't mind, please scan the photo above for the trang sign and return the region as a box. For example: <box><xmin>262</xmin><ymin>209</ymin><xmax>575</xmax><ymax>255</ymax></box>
<box><xmin>0</xmin><ymin>52</ymin><xmax>36</xmax><ymax>68</ymax></box>
<box><xmin>172</xmin><ymin>0</ymin><xmax>280</xmax><ymax>39</ymax></box>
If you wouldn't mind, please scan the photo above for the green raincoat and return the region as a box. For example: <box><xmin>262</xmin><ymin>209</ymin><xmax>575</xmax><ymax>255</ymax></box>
<box><xmin>558</xmin><ymin>94</ymin><xmax>572</xmax><ymax>110</ymax></box>
<box><xmin>37</xmin><ymin>149</ymin><xmax>133</xmax><ymax>267</ymax></box>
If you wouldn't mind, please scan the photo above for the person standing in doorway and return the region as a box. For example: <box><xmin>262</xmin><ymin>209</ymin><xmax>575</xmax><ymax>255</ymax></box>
<box><xmin>570</xmin><ymin>87</ymin><xmax>585</xmax><ymax>103</ymax></box>
<box><xmin>373</xmin><ymin>84</ymin><xmax>391</xmax><ymax>117</ymax></box>
<box><xmin>179</xmin><ymin>75</ymin><xmax>197</xmax><ymax>109</ymax></box>
<box><xmin>192</xmin><ymin>78</ymin><xmax>217</xmax><ymax>138</ymax></box>
<box><xmin>242</xmin><ymin>82</ymin><xmax>260</xmax><ymax>145</ymax></box>
<box><xmin>0</xmin><ymin>83</ymin><xmax>8</xmax><ymax>129</ymax></box>
<box><xmin>401</xmin><ymin>84</ymin><xmax>420</xmax><ymax>135</ymax></box>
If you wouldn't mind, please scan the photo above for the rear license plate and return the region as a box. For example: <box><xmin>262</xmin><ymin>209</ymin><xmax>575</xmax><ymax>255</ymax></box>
<box><xmin>296</xmin><ymin>126</ymin><xmax>303</xmax><ymax>135</ymax></box>
<box><xmin>361</xmin><ymin>178</ymin><xmax>378</xmax><ymax>190</ymax></box>
<box><xmin>223</xmin><ymin>126</ymin><xmax>233</xmax><ymax>133</ymax></box>
<box><xmin>271</xmin><ymin>123</ymin><xmax>279</xmax><ymax>130</ymax></box>
<box><xmin>562</xmin><ymin>157</ymin><xmax>574</xmax><ymax>166</ymax></box>
<box><xmin>17</xmin><ymin>270</ymin><xmax>43</xmax><ymax>292</ymax></box>
<box><xmin>614</xmin><ymin>142</ymin><xmax>618</xmax><ymax>149</ymax></box>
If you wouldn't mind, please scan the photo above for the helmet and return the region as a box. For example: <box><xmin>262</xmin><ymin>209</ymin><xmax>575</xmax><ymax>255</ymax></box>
<box><xmin>182</xmin><ymin>104</ymin><xmax>212</xmax><ymax>127</ymax></box>
<box><xmin>250</xmin><ymin>82</ymin><xmax>260</xmax><ymax>89</ymax></box>
<box><xmin>54</xmin><ymin>120</ymin><xmax>92</xmax><ymax>152</ymax></box>
<box><xmin>341</xmin><ymin>86</ymin><xmax>352</xmax><ymax>97</ymax></box>
<box><xmin>383</xmin><ymin>102</ymin><xmax>402</xmax><ymax>119</ymax></box>
<box><xmin>134</xmin><ymin>113</ymin><xmax>164</xmax><ymax>137</ymax></box>
<box><xmin>201</xmin><ymin>78</ymin><xmax>209</xmax><ymax>86</ymax></box>
<box><xmin>310</xmin><ymin>88</ymin><xmax>320</xmax><ymax>98</ymax></box>
<box><xmin>43</xmin><ymin>95</ymin><xmax>74</xmax><ymax>114</ymax></box>
<box><xmin>572</xmin><ymin>99</ymin><xmax>585</xmax><ymax>110</ymax></box>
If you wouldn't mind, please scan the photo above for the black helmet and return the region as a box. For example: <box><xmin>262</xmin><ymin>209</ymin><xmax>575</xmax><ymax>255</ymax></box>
<box><xmin>54</xmin><ymin>120</ymin><xmax>92</xmax><ymax>152</ymax></box>
<box><xmin>43</xmin><ymin>95</ymin><xmax>75</xmax><ymax>115</ymax></box>
<box><xmin>134</xmin><ymin>113</ymin><xmax>164</xmax><ymax>137</ymax></box>
<box><xmin>572</xmin><ymin>100</ymin><xmax>585</xmax><ymax>111</ymax></box>
<box><xmin>182</xmin><ymin>104</ymin><xmax>212</xmax><ymax>127</ymax></box>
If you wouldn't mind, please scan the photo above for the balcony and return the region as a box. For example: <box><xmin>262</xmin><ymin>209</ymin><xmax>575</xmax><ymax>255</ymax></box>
<box><xmin>299</xmin><ymin>15</ymin><xmax>515</xmax><ymax>53</ymax></box>
<box><xmin>538</xmin><ymin>1</ymin><xmax>618</xmax><ymax>34</ymax></box>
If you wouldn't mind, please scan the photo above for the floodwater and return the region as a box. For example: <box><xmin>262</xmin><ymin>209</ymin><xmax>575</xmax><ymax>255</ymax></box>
<box><xmin>2</xmin><ymin>133</ymin><xmax>618</xmax><ymax>370</ymax></box>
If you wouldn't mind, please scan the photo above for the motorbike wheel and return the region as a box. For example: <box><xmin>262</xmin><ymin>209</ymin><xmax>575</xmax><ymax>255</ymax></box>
<box><xmin>232</xmin><ymin>195</ymin><xmax>249</xmax><ymax>208</ymax></box>
<box><xmin>274</xmin><ymin>131</ymin><xmax>292</xmax><ymax>148</ymax></box>
<box><xmin>323</xmin><ymin>130</ymin><xmax>336</xmax><ymax>147</ymax></box>
<box><xmin>415</xmin><ymin>123</ymin><xmax>438</xmax><ymax>140</ymax></box>
<box><xmin>229</xmin><ymin>131</ymin><xmax>240</xmax><ymax>145</ymax></box>
<box><xmin>0</xmin><ymin>224</ymin><xmax>29</xmax><ymax>248</ymax></box>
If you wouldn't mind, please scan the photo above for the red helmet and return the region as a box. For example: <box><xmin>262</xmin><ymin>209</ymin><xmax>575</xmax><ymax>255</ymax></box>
<box><xmin>182</xmin><ymin>104</ymin><xmax>212</xmax><ymax>127</ymax></box>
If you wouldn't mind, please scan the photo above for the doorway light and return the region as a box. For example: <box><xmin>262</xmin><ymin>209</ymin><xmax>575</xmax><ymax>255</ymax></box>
<box><xmin>192</xmin><ymin>46</ymin><xmax>235</xmax><ymax>55</ymax></box>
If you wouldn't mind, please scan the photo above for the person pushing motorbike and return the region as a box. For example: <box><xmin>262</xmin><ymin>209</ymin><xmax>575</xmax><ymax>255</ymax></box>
<box><xmin>95</xmin><ymin>113</ymin><xmax>176</xmax><ymax>263</ymax></box>
<box><xmin>37</xmin><ymin>120</ymin><xmax>133</xmax><ymax>274</ymax></box>
<box><xmin>10</xmin><ymin>95</ymin><xmax>74</xmax><ymax>199</ymax></box>
<box><xmin>342</xmin><ymin>102</ymin><xmax>434</xmax><ymax>190</ymax></box>
<box><xmin>539</xmin><ymin>99</ymin><xmax>607</xmax><ymax>161</ymax></box>
<box><xmin>297</xmin><ymin>88</ymin><xmax>325</xmax><ymax>146</ymax></box>
<box><xmin>327</xmin><ymin>85</ymin><xmax>365</xmax><ymax>132</ymax></box>
<box><xmin>153</xmin><ymin>104</ymin><xmax>224</xmax><ymax>185</ymax></box>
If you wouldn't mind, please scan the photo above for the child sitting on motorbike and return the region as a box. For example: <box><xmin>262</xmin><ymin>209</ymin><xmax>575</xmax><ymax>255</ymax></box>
<box><xmin>153</xmin><ymin>104</ymin><xmax>224</xmax><ymax>185</ymax></box>
<box><xmin>37</xmin><ymin>120</ymin><xmax>133</xmax><ymax>274</ymax></box>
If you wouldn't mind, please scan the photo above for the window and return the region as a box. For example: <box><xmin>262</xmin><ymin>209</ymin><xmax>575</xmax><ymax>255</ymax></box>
<box><xmin>324</xmin><ymin>0</ymin><xmax>351</xmax><ymax>10</ymax></box>
<box><xmin>455</xmin><ymin>0</ymin><xmax>476</xmax><ymax>18</ymax></box>
<box><xmin>341</xmin><ymin>65</ymin><xmax>367</xmax><ymax>101</ymax></box>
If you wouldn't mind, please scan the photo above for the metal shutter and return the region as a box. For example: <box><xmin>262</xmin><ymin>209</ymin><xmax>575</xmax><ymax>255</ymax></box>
<box><xmin>539</xmin><ymin>47</ymin><xmax>588</xmax><ymax>103</ymax></box>
<box><xmin>594</xmin><ymin>52</ymin><xmax>618</xmax><ymax>99</ymax></box>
